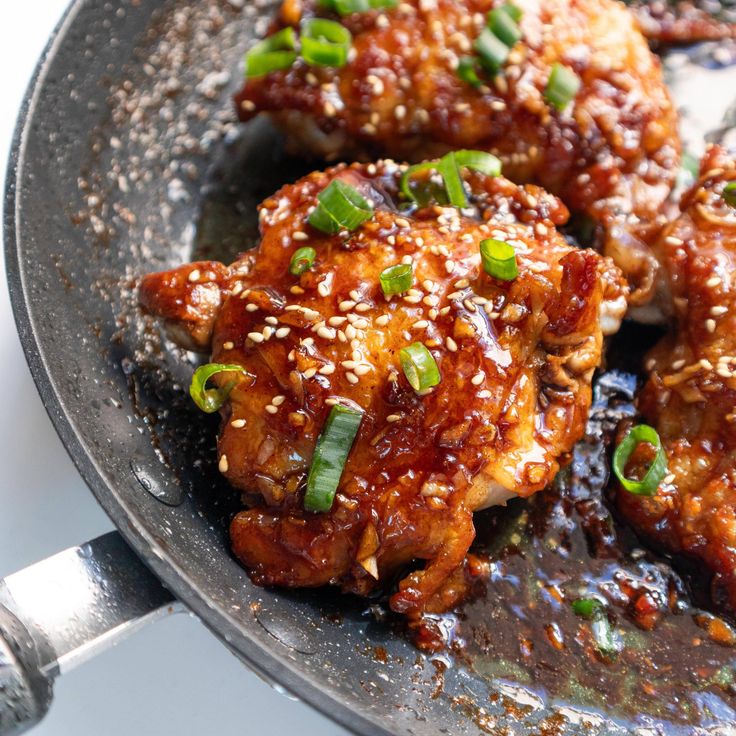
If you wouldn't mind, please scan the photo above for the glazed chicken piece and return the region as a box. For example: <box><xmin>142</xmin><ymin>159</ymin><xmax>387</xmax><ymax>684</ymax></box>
<box><xmin>628</xmin><ymin>0</ymin><xmax>736</xmax><ymax>44</ymax></box>
<box><xmin>141</xmin><ymin>160</ymin><xmax>627</xmax><ymax>627</ymax></box>
<box><xmin>615</xmin><ymin>146</ymin><xmax>736</xmax><ymax>611</ymax></box>
<box><xmin>235</xmin><ymin>0</ymin><xmax>680</xmax><ymax>301</ymax></box>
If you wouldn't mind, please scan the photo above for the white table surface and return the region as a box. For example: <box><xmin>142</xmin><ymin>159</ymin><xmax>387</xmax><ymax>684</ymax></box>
<box><xmin>0</xmin><ymin>2</ymin><xmax>346</xmax><ymax>734</ymax></box>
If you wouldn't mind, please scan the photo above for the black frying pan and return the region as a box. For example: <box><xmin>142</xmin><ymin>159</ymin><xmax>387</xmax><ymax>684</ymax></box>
<box><xmin>2</xmin><ymin>1</ymin><xmax>735</xmax><ymax>734</ymax></box>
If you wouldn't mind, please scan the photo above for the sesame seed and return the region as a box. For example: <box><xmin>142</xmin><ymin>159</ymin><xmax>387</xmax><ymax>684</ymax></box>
<box><xmin>705</xmin><ymin>319</ymin><xmax>716</xmax><ymax>333</ymax></box>
<box><xmin>301</xmin><ymin>337</ymin><xmax>315</xmax><ymax>346</ymax></box>
<box><xmin>346</xmin><ymin>372</ymin><xmax>359</xmax><ymax>384</ymax></box>
<box><xmin>671</xmin><ymin>359</ymin><xmax>686</xmax><ymax>370</ymax></box>
<box><xmin>711</xmin><ymin>306</ymin><xmax>728</xmax><ymax>316</ymax></box>
<box><xmin>345</xmin><ymin>324</ymin><xmax>357</xmax><ymax>340</ymax></box>
<box><xmin>386</xmin><ymin>414</ymin><xmax>401</xmax><ymax>422</ymax></box>
<box><xmin>413</xmin><ymin>320</ymin><xmax>429</xmax><ymax>330</ymax></box>
<box><xmin>218</xmin><ymin>454</ymin><xmax>229</xmax><ymax>473</ymax></box>
<box><xmin>265</xmin><ymin>316</ymin><xmax>278</xmax><ymax>325</ymax></box>
<box><xmin>352</xmin><ymin>348</ymin><xmax>362</xmax><ymax>360</ymax></box>
<box><xmin>445</xmin><ymin>260</ymin><xmax>455</xmax><ymax>274</ymax></box>
<box><xmin>342</xmin><ymin>360</ymin><xmax>357</xmax><ymax>369</ymax></box>
<box><xmin>471</xmin><ymin>371</ymin><xmax>485</xmax><ymax>385</ymax></box>
<box><xmin>325</xmin><ymin>398</ymin><xmax>338</xmax><ymax>406</ymax></box>
<box><xmin>355</xmin><ymin>302</ymin><xmax>371</xmax><ymax>313</ymax></box>
<box><xmin>288</xmin><ymin>350</ymin><xmax>296</xmax><ymax>361</ymax></box>
<box><xmin>354</xmin><ymin>364</ymin><xmax>371</xmax><ymax>376</ymax></box>
<box><xmin>290</xmin><ymin>285</ymin><xmax>305</xmax><ymax>295</ymax></box>
<box><xmin>423</xmin><ymin>280</ymin><xmax>435</xmax><ymax>292</ymax></box>
<box><xmin>446</xmin><ymin>336</ymin><xmax>458</xmax><ymax>352</ymax></box>
<box><xmin>265</xmin><ymin>404</ymin><xmax>278</xmax><ymax>414</ymax></box>
<box><xmin>293</xmin><ymin>231</ymin><xmax>308</xmax><ymax>241</ymax></box>
<box><xmin>262</xmin><ymin>326</ymin><xmax>274</xmax><ymax>340</ymax></box>
<box><xmin>317</xmin><ymin>326</ymin><xmax>337</xmax><ymax>340</ymax></box>
<box><xmin>395</xmin><ymin>217</ymin><xmax>411</xmax><ymax>228</ymax></box>
<box><xmin>403</xmin><ymin>295</ymin><xmax>422</xmax><ymax>304</ymax></box>
<box><xmin>429</xmin><ymin>308</ymin><xmax>438</xmax><ymax>320</ymax></box>
<box><xmin>319</xmin><ymin>364</ymin><xmax>336</xmax><ymax>375</ymax></box>
<box><xmin>423</xmin><ymin>295</ymin><xmax>439</xmax><ymax>307</ymax></box>
<box><xmin>700</xmin><ymin>359</ymin><xmax>713</xmax><ymax>370</ymax></box>
<box><xmin>477</xmin><ymin>389</ymin><xmax>492</xmax><ymax>398</ymax></box>
<box><xmin>303</xmin><ymin>367</ymin><xmax>318</xmax><ymax>379</ymax></box>
<box><xmin>272</xmin><ymin>395</ymin><xmax>286</xmax><ymax>406</ymax></box>
<box><xmin>318</xmin><ymin>281</ymin><xmax>331</xmax><ymax>297</ymax></box>
<box><xmin>188</xmin><ymin>269</ymin><xmax>201</xmax><ymax>282</ymax></box>
<box><xmin>454</xmin><ymin>279</ymin><xmax>470</xmax><ymax>288</ymax></box>
<box><xmin>354</xmin><ymin>318</ymin><xmax>369</xmax><ymax>329</ymax></box>
<box><xmin>663</xmin><ymin>473</ymin><xmax>676</xmax><ymax>485</ymax></box>
<box><xmin>706</xmin><ymin>276</ymin><xmax>722</xmax><ymax>288</ymax></box>
<box><xmin>439</xmin><ymin>306</ymin><xmax>451</xmax><ymax>316</ymax></box>
<box><xmin>463</xmin><ymin>299</ymin><xmax>478</xmax><ymax>313</ymax></box>
<box><xmin>339</xmin><ymin>300</ymin><xmax>356</xmax><ymax>311</ymax></box>
<box><xmin>223</xmin><ymin>341</ymin><xmax>234</xmax><ymax>350</ymax></box>
<box><xmin>231</xmin><ymin>283</ymin><xmax>244</xmax><ymax>296</ymax></box>
<box><xmin>275</xmin><ymin>327</ymin><xmax>291</xmax><ymax>338</ymax></box>
<box><xmin>376</xmin><ymin>315</ymin><xmax>390</xmax><ymax>326</ymax></box>
<box><xmin>401</xmin><ymin>255</ymin><xmax>413</xmax><ymax>265</ymax></box>
<box><xmin>230</xmin><ymin>419</ymin><xmax>246</xmax><ymax>428</ymax></box>
<box><xmin>301</xmin><ymin>308</ymin><xmax>321</xmax><ymax>321</ymax></box>
<box><xmin>329</xmin><ymin>316</ymin><xmax>347</xmax><ymax>326</ymax></box>
<box><xmin>247</xmin><ymin>332</ymin><xmax>265</xmax><ymax>343</ymax></box>
<box><xmin>245</xmin><ymin>303</ymin><xmax>259</xmax><ymax>312</ymax></box>
<box><xmin>665</xmin><ymin>235</ymin><xmax>684</xmax><ymax>246</ymax></box>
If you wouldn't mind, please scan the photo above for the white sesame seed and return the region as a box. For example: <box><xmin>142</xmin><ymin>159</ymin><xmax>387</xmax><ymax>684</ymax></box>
<box><xmin>429</xmin><ymin>308</ymin><xmax>438</xmax><ymax>320</ymax></box>
<box><xmin>317</xmin><ymin>326</ymin><xmax>337</xmax><ymax>340</ymax></box>
<box><xmin>265</xmin><ymin>316</ymin><xmax>278</xmax><ymax>325</ymax></box>
<box><xmin>293</xmin><ymin>231</ymin><xmax>308</xmax><ymax>241</ymax></box>
<box><xmin>325</xmin><ymin>398</ymin><xmax>338</xmax><ymax>406</ymax></box>
<box><xmin>663</xmin><ymin>473</ymin><xmax>676</xmax><ymax>485</ymax></box>
<box><xmin>401</xmin><ymin>255</ymin><xmax>413</xmax><ymax>265</ymax></box>
<box><xmin>710</xmin><ymin>306</ymin><xmax>728</xmax><ymax>316</ymax></box>
<box><xmin>412</xmin><ymin>320</ymin><xmax>429</xmax><ymax>330</ymax></box>
<box><xmin>230</xmin><ymin>419</ymin><xmax>246</xmax><ymax>428</ymax></box>
<box><xmin>671</xmin><ymin>359</ymin><xmax>685</xmax><ymax>370</ymax></box>
<box><xmin>272</xmin><ymin>395</ymin><xmax>286</xmax><ymax>406</ymax></box>
<box><xmin>339</xmin><ymin>300</ymin><xmax>356</xmax><ymax>311</ymax></box>
<box><xmin>290</xmin><ymin>285</ymin><xmax>305</xmax><ymax>295</ymax></box>
<box><xmin>423</xmin><ymin>295</ymin><xmax>439</xmax><ymax>307</ymax></box>
<box><xmin>303</xmin><ymin>367</ymin><xmax>318</xmax><ymax>379</ymax></box>
<box><xmin>352</xmin><ymin>348</ymin><xmax>362</xmax><ymax>360</ymax></box>
<box><xmin>454</xmin><ymin>279</ymin><xmax>470</xmax><ymax>288</ymax></box>
<box><xmin>395</xmin><ymin>217</ymin><xmax>411</xmax><ymax>228</ymax></box>
<box><xmin>262</xmin><ymin>326</ymin><xmax>273</xmax><ymax>340</ymax></box>
<box><xmin>301</xmin><ymin>337</ymin><xmax>315</xmax><ymax>347</ymax></box>
<box><xmin>346</xmin><ymin>372</ymin><xmax>359</xmax><ymax>384</ymax></box>
<box><xmin>319</xmin><ymin>364</ymin><xmax>336</xmax><ymax>375</ymax></box>
<box><xmin>245</xmin><ymin>303</ymin><xmax>259</xmax><ymax>312</ymax></box>
<box><xmin>423</xmin><ymin>280</ymin><xmax>435</xmax><ymax>292</ymax></box>
<box><xmin>445</xmin><ymin>260</ymin><xmax>455</xmax><ymax>274</ymax></box>
<box><xmin>446</xmin><ymin>336</ymin><xmax>458</xmax><ymax>352</ymax></box>
<box><xmin>341</xmin><ymin>360</ymin><xmax>357</xmax><ymax>369</ymax></box>
<box><xmin>386</xmin><ymin>414</ymin><xmax>401</xmax><ymax>422</ymax></box>
<box><xmin>705</xmin><ymin>319</ymin><xmax>716</xmax><ymax>333</ymax></box>
<box><xmin>247</xmin><ymin>332</ymin><xmax>265</xmax><ymax>343</ymax></box>
<box><xmin>700</xmin><ymin>359</ymin><xmax>714</xmax><ymax>370</ymax></box>
<box><xmin>349</xmin><ymin>289</ymin><xmax>361</xmax><ymax>301</ymax></box>
<box><xmin>376</xmin><ymin>315</ymin><xmax>390</xmax><ymax>326</ymax></box>
<box><xmin>275</xmin><ymin>327</ymin><xmax>291</xmax><ymax>338</ymax></box>
<box><xmin>355</xmin><ymin>302</ymin><xmax>371</xmax><ymax>313</ymax></box>
<box><xmin>218</xmin><ymin>454</ymin><xmax>229</xmax><ymax>473</ymax></box>
<box><xmin>188</xmin><ymin>269</ymin><xmax>201</xmax><ymax>282</ymax></box>
<box><xmin>354</xmin><ymin>364</ymin><xmax>371</xmax><ymax>376</ymax></box>
<box><xmin>471</xmin><ymin>371</ymin><xmax>485</xmax><ymax>385</ymax></box>
<box><xmin>223</xmin><ymin>341</ymin><xmax>234</xmax><ymax>350</ymax></box>
<box><xmin>477</xmin><ymin>390</ymin><xmax>492</xmax><ymax>399</ymax></box>
<box><xmin>318</xmin><ymin>281</ymin><xmax>331</xmax><ymax>297</ymax></box>
<box><xmin>665</xmin><ymin>235</ymin><xmax>684</xmax><ymax>246</ymax></box>
<box><xmin>265</xmin><ymin>404</ymin><xmax>278</xmax><ymax>414</ymax></box>
<box><xmin>329</xmin><ymin>316</ymin><xmax>347</xmax><ymax>326</ymax></box>
<box><xmin>345</xmin><ymin>324</ymin><xmax>357</xmax><ymax>340</ymax></box>
<box><xmin>706</xmin><ymin>276</ymin><xmax>722</xmax><ymax>288</ymax></box>
<box><xmin>288</xmin><ymin>349</ymin><xmax>296</xmax><ymax>361</ymax></box>
<box><xmin>403</xmin><ymin>295</ymin><xmax>422</xmax><ymax>304</ymax></box>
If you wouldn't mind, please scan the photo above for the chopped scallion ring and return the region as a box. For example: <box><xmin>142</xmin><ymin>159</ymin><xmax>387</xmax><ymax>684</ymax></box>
<box><xmin>245</xmin><ymin>27</ymin><xmax>298</xmax><ymax>78</ymax></box>
<box><xmin>379</xmin><ymin>263</ymin><xmax>413</xmax><ymax>296</ymax></box>
<box><xmin>480</xmin><ymin>238</ymin><xmax>518</xmax><ymax>281</ymax></box>
<box><xmin>400</xmin><ymin>161</ymin><xmax>441</xmax><ymax>204</ymax></box>
<box><xmin>300</xmin><ymin>18</ymin><xmax>352</xmax><ymax>67</ymax></box>
<box><xmin>304</xmin><ymin>404</ymin><xmax>363</xmax><ymax>512</ymax></box>
<box><xmin>321</xmin><ymin>0</ymin><xmax>397</xmax><ymax>14</ymax></box>
<box><xmin>475</xmin><ymin>27</ymin><xmax>510</xmax><ymax>73</ymax></box>
<box><xmin>289</xmin><ymin>246</ymin><xmax>317</xmax><ymax>276</ymax></box>
<box><xmin>571</xmin><ymin>598</ymin><xmax>602</xmax><ymax>618</ymax></box>
<box><xmin>487</xmin><ymin>7</ymin><xmax>522</xmax><ymax>47</ymax></box>
<box><xmin>457</xmin><ymin>56</ymin><xmax>482</xmax><ymax>88</ymax></box>
<box><xmin>454</xmin><ymin>150</ymin><xmax>502</xmax><ymax>178</ymax></box>
<box><xmin>500</xmin><ymin>3</ymin><xmax>523</xmax><ymax>22</ymax></box>
<box><xmin>438</xmin><ymin>153</ymin><xmax>468</xmax><ymax>208</ymax></box>
<box><xmin>544</xmin><ymin>63</ymin><xmax>581</xmax><ymax>111</ymax></box>
<box><xmin>571</xmin><ymin>598</ymin><xmax>621</xmax><ymax>657</ymax></box>
<box><xmin>190</xmin><ymin>363</ymin><xmax>247</xmax><ymax>413</ymax></box>
<box><xmin>400</xmin><ymin>342</ymin><xmax>441</xmax><ymax>392</ymax></box>
<box><xmin>612</xmin><ymin>424</ymin><xmax>667</xmax><ymax>496</ymax></box>
<box><xmin>723</xmin><ymin>181</ymin><xmax>736</xmax><ymax>208</ymax></box>
<box><xmin>308</xmin><ymin>179</ymin><xmax>374</xmax><ymax>234</ymax></box>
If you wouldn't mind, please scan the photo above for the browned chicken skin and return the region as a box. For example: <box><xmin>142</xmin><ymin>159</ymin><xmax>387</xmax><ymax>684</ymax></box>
<box><xmin>140</xmin><ymin>161</ymin><xmax>627</xmax><ymax>628</ymax></box>
<box><xmin>235</xmin><ymin>0</ymin><xmax>680</xmax><ymax>301</ymax></box>
<box><xmin>615</xmin><ymin>146</ymin><xmax>736</xmax><ymax>611</ymax></box>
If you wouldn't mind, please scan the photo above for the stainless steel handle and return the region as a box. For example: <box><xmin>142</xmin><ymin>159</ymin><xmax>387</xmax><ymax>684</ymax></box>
<box><xmin>0</xmin><ymin>532</ymin><xmax>180</xmax><ymax>735</ymax></box>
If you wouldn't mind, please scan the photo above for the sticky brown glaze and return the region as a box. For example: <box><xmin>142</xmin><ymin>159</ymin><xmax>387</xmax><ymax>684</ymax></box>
<box><xmin>235</xmin><ymin>0</ymin><xmax>680</xmax><ymax>301</ymax></box>
<box><xmin>140</xmin><ymin>161</ymin><xmax>627</xmax><ymax>624</ymax></box>
<box><xmin>629</xmin><ymin>0</ymin><xmax>736</xmax><ymax>44</ymax></box>
<box><xmin>615</xmin><ymin>146</ymin><xmax>736</xmax><ymax>612</ymax></box>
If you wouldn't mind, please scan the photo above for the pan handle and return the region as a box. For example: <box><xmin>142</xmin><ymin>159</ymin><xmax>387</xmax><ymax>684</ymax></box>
<box><xmin>0</xmin><ymin>531</ymin><xmax>180</xmax><ymax>735</ymax></box>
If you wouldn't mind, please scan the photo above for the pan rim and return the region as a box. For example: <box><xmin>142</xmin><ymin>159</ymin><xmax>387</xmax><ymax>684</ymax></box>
<box><xmin>2</xmin><ymin>2</ymin><xmax>393</xmax><ymax>734</ymax></box>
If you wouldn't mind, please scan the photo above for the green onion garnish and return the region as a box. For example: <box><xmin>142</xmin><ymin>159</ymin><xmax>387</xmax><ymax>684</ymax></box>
<box><xmin>289</xmin><ymin>246</ymin><xmax>317</xmax><ymax>276</ymax></box>
<box><xmin>612</xmin><ymin>424</ymin><xmax>667</xmax><ymax>496</ymax></box>
<box><xmin>400</xmin><ymin>342</ymin><xmax>441</xmax><ymax>392</ymax></box>
<box><xmin>308</xmin><ymin>179</ymin><xmax>374</xmax><ymax>234</ymax></box>
<box><xmin>487</xmin><ymin>7</ymin><xmax>521</xmax><ymax>47</ymax></box>
<box><xmin>438</xmin><ymin>152</ymin><xmax>468</xmax><ymax>208</ymax></box>
<box><xmin>379</xmin><ymin>263</ymin><xmax>413</xmax><ymax>296</ymax></box>
<box><xmin>300</xmin><ymin>18</ymin><xmax>352</xmax><ymax>67</ymax></box>
<box><xmin>475</xmin><ymin>27</ymin><xmax>510</xmax><ymax>73</ymax></box>
<box><xmin>571</xmin><ymin>598</ymin><xmax>621</xmax><ymax>657</ymax></box>
<box><xmin>400</xmin><ymin>161</ymin><xmax>440</xmax><ymax>204</ymax></box>
<box><xmin>245</xmin><ymin>27</ymin><xmax>298</xmax><ymax>78</ymax></box>
<box><xmin>500</xmin><ymin>3</ymin><xmax>523</xmax><ymax>22</ymax></box>
<box><xmin>454</xmin><ymin>149</ymin><xmax>502</xmax><ymax>178</ymax></box>
<box><xmin>480</xmin><ymin>238</ymin><xmax>518</xmax><ymax>281</ymax></box>
<box><xmin>457</xmin><ymin>56</ymin><xmax>482</xmax><ymax>88</ymax></box>
<box><xmin>189</xmin><ymin>363</ymin><xmax>247</xmax><ymax>413</ymax></box>
<box><xmin>321</xmin><ymin>0</ymin><xmax>397</xmax><ymax>14</ymax></box>
<box><xmin>304</xmin><ymin>404</ymin><xmax>363</xmax><ymax>512</ymax></box>
<box><xmin>544</xmin><ymin>63</ymin><xmax>581</xmax><ymax>111</ymax></box>
<box><xmin>723</xmin><ymin>181</ymin><xmax>736</xmax><ymax>208</ymax></box>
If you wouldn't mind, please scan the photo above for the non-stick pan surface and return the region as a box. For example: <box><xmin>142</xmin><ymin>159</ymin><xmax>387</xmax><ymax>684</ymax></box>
<box><xmin>5</xmin><ymin>1</ymin><xmax>736</xmax><ymax>734</ymax></box>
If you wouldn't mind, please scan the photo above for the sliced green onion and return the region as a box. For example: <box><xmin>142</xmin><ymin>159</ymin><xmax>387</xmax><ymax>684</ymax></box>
<box><xmin>190</xmin><ymin>363</ymin><xmax>247</xmax><ymax>413</ymax></box>
<box><xmin>321</xmin><ymin>0</ymin><xmax>397</xmax><ymax>14</ymax></box>
<box><xmin>454</xmin><ymin>149</ymin><xmax>502</xmax><ymax>178</ymax></box>
<box><xmin>723</xmin><ymin>181</ymin><xmax>736</xmax><ymax>208</ymax></box>
<box><xmin>300</xmin><ymin>18</ymin><xmax>352</xmax><ymax>67</ymax></box>
<box><xmin>304</xmin><ymin>404</ymin><xmax>363</xmax><ymax>512</ymax></box>
<box><xmin>245</xmin><ymin>27</ymin><xmax>298</xmax><ymax>78</ymax></box>
<box><xmin>400</xmin><ymin>342</ymin><xmax>441</xmax><ymax>392</ymax></box>
<box><xmin>475</xmin><ymin>27</ymin><xmax>510</xmax><ymax>73</ymax></box>
<box><xmin>437</xmin><ymin>153</ymin><xmax>468</xmax><ymax>208</ymax></box>
<box><xmin>308</xmin><ymin>179</ymin><xmax>374</xmax><ymax>234</ymax></box>
<box><xmin>400</xmin><ymin>161</ymin><xmax>441</xmax><ymax>204</ymax></box>
<box><xmin>612</xmin><ymin>424</ymin><xmax>667</xmax><ymax>496</ymax></box>
<box><xmin>289</xmin><ymin>246</ymin><xmax>316</xmax><ymax>276</ymax></box>
<box><xmin>500</xmin><ymin>3</ymin><xmax>523</xmax><ymax>22</ymax></box>
<box><xmin>681</xmin><ymin>151</ymin><xmax>700</xmax><ymax>180</ymax></box>
<box><xmin>487</xmin><ymin>7</ymin><xmax>521</xmax><ymax>47</ymax></box>
<box><xmin>457</xmin><ymin>56</ymin><xmax>482</xmax><ymax>88</ymax></box>
<box><xmin>544</xmin><ymin>63</ymin><xmax>581</xmax><ymax>111</ymax></box>
<box><xmin>379</xmin><ymin>263</ymin><xmax>413</xmax><ymax>296</ymax></box>
<box><xmin>572</xmin><ymin>598</ymin><xmax>621</xmax><ymax>657</ymax></box>
<box><xmin>480</xmin><ymin>238</ymin><xmax>518</xmax><ymax>281</ymax></box>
